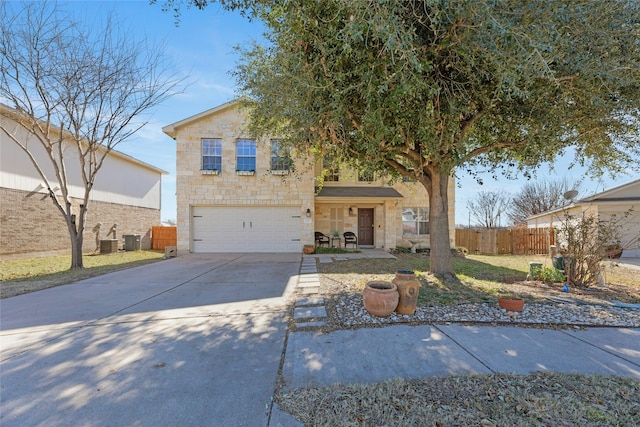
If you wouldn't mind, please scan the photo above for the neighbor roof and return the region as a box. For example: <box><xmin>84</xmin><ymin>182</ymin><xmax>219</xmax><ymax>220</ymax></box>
<box><xmin>526</xmin><ymin>178</ymin><xmax>640</xmax><ymax>221</ymax></box>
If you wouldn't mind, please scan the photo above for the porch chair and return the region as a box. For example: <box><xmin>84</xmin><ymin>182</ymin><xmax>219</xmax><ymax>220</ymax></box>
<box><xmin>315</xmin><ymin>231</ymin><xmax>330</xmax><ymax>247</ymax></box>
<box><xmin>343</xmin><ymin>231</ymin><xmax>358</xmax><ymax>249</ymax></box>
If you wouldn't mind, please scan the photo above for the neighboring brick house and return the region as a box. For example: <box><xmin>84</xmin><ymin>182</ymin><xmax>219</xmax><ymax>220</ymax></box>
<box><xmin>162</xmin><ymin>99</ymin><xmax>455</xmax><ymax>253</ymax></box>
<box><xmin>0</xmin><ymin>104</ymin><xmax>167</xmax><ymax>258</ymax></box>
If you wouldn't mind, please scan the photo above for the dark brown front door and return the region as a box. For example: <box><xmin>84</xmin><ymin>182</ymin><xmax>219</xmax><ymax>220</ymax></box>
<box><xmin>358</xmin><ymin>208</ymin><xmax>374</xmax><ymax>245</ymax></box>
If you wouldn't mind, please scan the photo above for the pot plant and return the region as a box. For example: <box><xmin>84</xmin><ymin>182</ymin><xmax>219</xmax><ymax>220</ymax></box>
<box><xmin>392</xmin><ymin>270</ymin><xmax>420</xmax><ymax>315</ymax></box>
<box><xmin>604</xmin><ymin>242</ymin><xmax>623</xmax><ymax>259</ymax></box>
<box><xmin>498</xmin><ymin>296</ymin><xmax>525</xmax><ymax>312</ymax></box>
<box><xmin>362</xmin><ymin>281</ymin><xmax>399</xmax><ymax>317</ymax></box>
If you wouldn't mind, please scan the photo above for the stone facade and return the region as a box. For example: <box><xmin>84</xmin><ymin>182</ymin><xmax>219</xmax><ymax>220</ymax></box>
<box><xmin>166</xmin><ymin>100</ymin><xmax>456</xmax><ymax>253</ymax></box>
<box><xmin>169</xmin><ymin>102</ymin><xmax>315</xmax><ymax>252</ymax></box>
<box><xmin>0</xmin><ymin>187</ymin><xmax>159</xmax><ymax>258</ymax></box>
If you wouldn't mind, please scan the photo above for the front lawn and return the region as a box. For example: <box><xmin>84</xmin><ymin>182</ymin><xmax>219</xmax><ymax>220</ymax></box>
<box><xmin>0</xmin><ymin>250</ymin><xmax>165</xmax><ymax>298</ymax></box>
<box><xmin>318</xmin><ymin>253</ymin><xmax>640</xmax><ymax>304</ymax></box>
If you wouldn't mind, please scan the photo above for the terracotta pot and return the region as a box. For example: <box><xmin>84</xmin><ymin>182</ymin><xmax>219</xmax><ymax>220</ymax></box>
<box><xmin>303</xmin><ymin>245</ymin><xmax>315</xmax><ymax>254</ymax></box>
<box><xmin>363</xmin><ymin>281</ymin><xmax>399</xmax><ymax>317</ymax></box>
<box><xmin>605</xmin><ymin>244</ymin><xmax>623</xmax><ymax>259</ymax></box>
<box><xmin>392</xmin><ymin>270</ymin><xmax>421</xmax><ymax>315</ymax></box>
<box><xmin>498</xmin><ymin>297</ymin><xmax>524</xmax><ymax>312</ymax></box>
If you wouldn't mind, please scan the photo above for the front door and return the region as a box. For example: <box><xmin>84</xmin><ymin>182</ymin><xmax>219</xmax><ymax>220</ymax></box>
<box><xmin>358</xmin><ymin>208</ymin><xmax>374</xmax><ymax>246</ymax></box>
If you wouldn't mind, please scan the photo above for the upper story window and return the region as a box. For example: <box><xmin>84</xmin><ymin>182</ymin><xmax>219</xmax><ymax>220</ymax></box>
<box><xmin>271</xmin><ymin>139</ymin><xmax>292</xmax><ymax>171</ymax></box>
<box><xmin>322</xmin><ymin>155</ymin><xmax>339</xmax><ymax>182</ymax></box>
<box><xmin>202</xmin><ymin>138</ymin><xmax>222</xmax><ymax>172</ymax></box>
<box><xmin>402</xmin><ymin>207</ymin><xmax>430</xmax><ymax>235</ymax></box>
<box><xmin>358</xmin><ymin>170</ymin><xmax>374</xmax><ymax>182</ymax></box>
<box><xmin>236</xmin><ymin>139</ymin><xmax>256</xmax><ymax>172</ymax></box>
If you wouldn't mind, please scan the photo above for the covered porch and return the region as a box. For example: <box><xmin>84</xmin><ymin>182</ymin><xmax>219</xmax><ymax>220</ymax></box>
<box><xmin>313</xmin><ymin>186</ymin><xmax>403</xmax><ymax>250</ymax></box>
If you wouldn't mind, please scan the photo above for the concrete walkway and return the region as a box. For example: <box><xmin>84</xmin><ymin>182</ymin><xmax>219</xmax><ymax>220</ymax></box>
<box><xmin>284</xmin><ymin>251</ymin><xmax>640</xmax><ymax>392</ymax></box>
<box><xmin>1</xmin><ymin>254</ymin><xmax>299</xmax><ymax>427</ymax></box>
<box><xmin>281</xmin><ymin>325</ymin><xmax>640</xmax><ymax>393</ymax></box>
<box><xmin>1</xmin><ymin>252</ymin><xmax>639</xmax><ymax>427</ymax></box>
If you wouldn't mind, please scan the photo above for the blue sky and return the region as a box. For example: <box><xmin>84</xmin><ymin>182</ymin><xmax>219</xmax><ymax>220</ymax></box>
<box><xmin>72</xmin><ymin>1</ymin><xmax>637</xmax><ymax>225</ymax></box>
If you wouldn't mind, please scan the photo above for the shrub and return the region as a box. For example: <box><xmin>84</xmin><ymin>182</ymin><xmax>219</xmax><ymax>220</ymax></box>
<box><xmin>533</xmin><ymin>266</ymin><xmax>565</xmax><ymax>283</ymax></box>
<box><xmin>555</xmin><ymin>209</ymin><xmax>633</xmax><ymax>287</ymax></box>
<box><xmin>393</xmin><ymin>247</ymin><xmax>412</xmax><ymax>254</ymax></box>
<box><xmin>314</xmin><ymin>247</ymin><xmax>352</xmax><ymax>254</ymax></box>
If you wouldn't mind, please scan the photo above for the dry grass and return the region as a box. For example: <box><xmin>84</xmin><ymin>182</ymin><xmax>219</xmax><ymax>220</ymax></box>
<box><xmin>318</xmin><ymin>253</ymin><xmax>640</xmax><ymax>305</ymax></box>
<box><xmin>277</xmin><ymin>372</ymin><xmax>640</xmax><ymax>426</ymax></box>
<box><xmin>0</xmin><ymin>250</ymin><xmax>165</xmax><ymax>299</ymax></box>
<box><xmin>283</xmin><ymin>253</ymin><xmax>640</xmax><ymax>426</ymax></box>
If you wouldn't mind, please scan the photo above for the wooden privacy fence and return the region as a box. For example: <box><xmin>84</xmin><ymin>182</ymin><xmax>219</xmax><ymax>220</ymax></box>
<box><xmin>455</xmin><ymin>227</ymin><xmax>555</xmax><ymax>255</ymax></box>
<box><xmin>152</xmin><ymin>226</ymin><xmax>177</xmax><ymax>250</ymax></box>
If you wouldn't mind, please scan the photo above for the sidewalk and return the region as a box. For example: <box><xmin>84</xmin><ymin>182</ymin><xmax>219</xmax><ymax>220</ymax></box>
<box><xmin>276</xmin><ymin>249</ymin><xmax>640</xmax><ymax>424</ymax></box>
<box><xmin>281</xmin><ymin>325</ymin><xmax>640</xmax><ymax>392</ymax></box>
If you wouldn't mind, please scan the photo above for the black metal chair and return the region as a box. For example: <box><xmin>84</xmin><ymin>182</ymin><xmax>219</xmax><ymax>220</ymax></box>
<box><xmin>315</xmin><ymin>231</ymin><xmax>330</xmax><ymax>247</ymax></box>
<box><xmin>343</xmin><ymin>231</ymin><xmax>358</xmax><ymax>249</ymax></box>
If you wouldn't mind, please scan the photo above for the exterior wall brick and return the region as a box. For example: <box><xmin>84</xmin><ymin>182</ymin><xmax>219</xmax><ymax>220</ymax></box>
<box><xmin>0</xmin><ymin>187</ymin><xmax>160</xmax><ymax>258</ymax></box>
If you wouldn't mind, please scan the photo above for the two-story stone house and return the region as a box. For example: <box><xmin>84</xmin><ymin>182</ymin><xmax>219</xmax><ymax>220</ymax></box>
<box><xmin>162</xmin><ymin>99</ymin><xmax>455</xmax><ymax>253</ymax></box>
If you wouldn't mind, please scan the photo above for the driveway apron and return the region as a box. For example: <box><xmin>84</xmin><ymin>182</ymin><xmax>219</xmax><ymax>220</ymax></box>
<box><xmin>0</xmin><ymin>253</ymin><xmax>300</xmax><ymax>427</ymax></box>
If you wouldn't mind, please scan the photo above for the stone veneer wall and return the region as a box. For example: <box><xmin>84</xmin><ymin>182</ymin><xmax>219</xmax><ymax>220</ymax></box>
<box><xmin>0</xmin><ymin>187</ymin><xmax>160</xmax><ymax>258</ymax></box>
<box><xmin>174</xmin><ymin>105</ymin><xmax>315</xmax><ymax>253</ymax></box>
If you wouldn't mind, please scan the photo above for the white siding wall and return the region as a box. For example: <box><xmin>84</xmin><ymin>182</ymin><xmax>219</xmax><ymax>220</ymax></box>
<box><xmin>1</xmin><ymin>116</ymin><xmax>162</xmax><ymax>209</ymax></box>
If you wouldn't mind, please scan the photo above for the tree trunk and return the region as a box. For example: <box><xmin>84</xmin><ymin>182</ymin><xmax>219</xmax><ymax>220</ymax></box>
<box><xmin>68</xmin><ymin>215</ymin><xmax>84</xmax><ymax>269</ymax></box>
<box><xmin>425</xmin><ymin>172</ymin><xmax>454</xmax><ymax>279</ymax></box>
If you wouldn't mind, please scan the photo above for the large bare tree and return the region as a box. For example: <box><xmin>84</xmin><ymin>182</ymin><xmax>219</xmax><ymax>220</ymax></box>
<box><xmin>508</xmin><ymin>178</ymin><xmax>579</xmax><ymax>225</ymax></box>
<box><xmin>0</xmin><ymin>1</ymin><xmax>181</xmax><ymax>269</ymax></box>
<box><xmin>466</xmin><ymin>191</ymin><xmax>511</xmax><ymax>229</ymax></box>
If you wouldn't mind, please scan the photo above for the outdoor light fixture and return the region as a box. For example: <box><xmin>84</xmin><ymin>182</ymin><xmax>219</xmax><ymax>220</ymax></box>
<box><xmin>306</xmin><ymin>208</ymin><xmax>312</xmax><ymax>217</ymax></box>
<box><xmin>348</xmin><ymin>207</ymin><xmax>353</xmax><ymax>215</ymax></box>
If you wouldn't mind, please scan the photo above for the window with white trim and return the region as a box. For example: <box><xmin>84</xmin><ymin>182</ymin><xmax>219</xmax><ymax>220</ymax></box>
<box><xmin>236</xmin><ymin>139</ymin><xmax>256</xmax><ymax>172</ymax></box>
<box><xmin>202</xmin><ymin>138</ymin><xmax>222</xmax><ymax>172</ymax></box>
<box><xmin>402</xmin><ymin>207</ymin><xmax>430</xmax><ymax>235</ymax></box>
<box><xmin>271</xmin><ymin>139</ymin><xmax>292</xmax><ymax>171</ymax></box>
<box><xmin>358</xmin><ymin>171</ymin><xmax>374</xmax><ymax>182</ymax></box>
<box><xmin>323</xmin><ymin>155</ymin><xmax>339</xmax><ymax>181</ymax></box>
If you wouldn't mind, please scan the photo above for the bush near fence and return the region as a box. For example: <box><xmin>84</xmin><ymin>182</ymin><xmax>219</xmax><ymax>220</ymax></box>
<box><xmin>455</xmin><ymin>227</ymin><xmax>554</xmax><ymax>255</ymax></box>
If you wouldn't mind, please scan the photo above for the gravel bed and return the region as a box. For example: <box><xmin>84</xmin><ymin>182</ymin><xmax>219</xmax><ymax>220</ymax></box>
<box><xmin>332</xmin><ymin>294</ymin><xmax>640</xmax><ymax>328</ymax></box>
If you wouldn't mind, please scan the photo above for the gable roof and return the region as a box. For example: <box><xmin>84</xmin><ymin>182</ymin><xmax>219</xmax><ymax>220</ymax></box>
<box><xmin>161</xmin><ymin>98</ymin><xmax>243</xmax><ymax>139</ymax></box>
<box><xmin>0</xmin><ymin>103</ymin><xmax>167</xmax><ymax>175</ymax></box>
<box><xmin>526</xmin><ymin>178</ymin><xmax>640</xmax><ymax>221</ymax></box>
<box><xmin>579</xmin><ymin>178</ymin><xmax>640</xmax><ymax>202</ymax></box>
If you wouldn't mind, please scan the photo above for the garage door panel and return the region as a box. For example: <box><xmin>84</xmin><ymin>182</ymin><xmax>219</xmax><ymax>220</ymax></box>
<box><xmin>192</xmin><ymin>206</ymin><xmax>301</xmax><ymax>253</ymax></box>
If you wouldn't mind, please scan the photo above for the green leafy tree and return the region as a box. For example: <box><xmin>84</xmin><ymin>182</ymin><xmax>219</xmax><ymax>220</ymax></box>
<box><xmin>159</xmin><ymin>0</ymin><xmax>640</xmax><ymax>279</ymax></box>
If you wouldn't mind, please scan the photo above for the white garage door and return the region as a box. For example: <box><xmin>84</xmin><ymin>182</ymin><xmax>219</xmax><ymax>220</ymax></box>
<box><xmin>191</xmin><ymin>206</ymin><xmax>302</xmax><ymax>252</ymax></box>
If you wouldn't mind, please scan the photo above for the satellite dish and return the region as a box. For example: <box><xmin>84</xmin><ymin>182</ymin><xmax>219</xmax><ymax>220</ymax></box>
<box><xmin>563</xmin><ymin>190</ymin><xmax>578</xmax><ymax>200</ymax></box>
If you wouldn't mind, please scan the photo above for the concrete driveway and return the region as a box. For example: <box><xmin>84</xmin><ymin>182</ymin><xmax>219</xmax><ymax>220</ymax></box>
<box><xmin>0</xmin><ymin>254</ymin><xmax>300</xmax><ymax>427</ymax></box>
